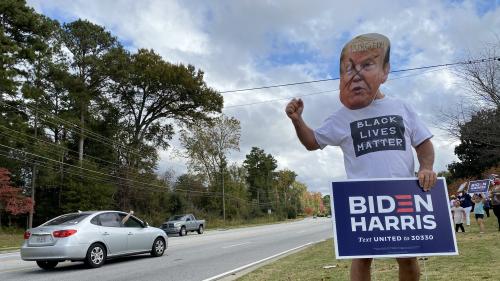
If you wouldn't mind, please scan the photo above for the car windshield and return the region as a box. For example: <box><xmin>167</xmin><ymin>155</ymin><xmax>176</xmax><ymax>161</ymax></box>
<box><xmin>169</xmin><ymin>215</ymin><xmax>185</xmax><ymax>221</ymax></box>
<box><xmin>44</xmin><ymin>213</ymin><xmax>90</xmax><ymax>226</ymax></box>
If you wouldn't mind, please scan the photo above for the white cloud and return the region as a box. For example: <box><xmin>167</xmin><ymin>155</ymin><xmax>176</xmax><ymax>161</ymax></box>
<box><xmin>27</xmin><ymin>0</ymin><xmax>500</xmax><ymax>194</ymax></box>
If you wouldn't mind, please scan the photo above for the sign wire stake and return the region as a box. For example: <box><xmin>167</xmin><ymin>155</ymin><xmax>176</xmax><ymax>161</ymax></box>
<box><xmin>423</xmin><ymin>258</ymin><xmax>428</xmax><ymax>281</ymax></box>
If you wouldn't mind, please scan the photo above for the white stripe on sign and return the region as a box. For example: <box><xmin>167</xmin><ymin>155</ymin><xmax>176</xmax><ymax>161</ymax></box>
<box><xmin>202</xmin><ymin>240</ymin><xmax>324</xmax><ymax>281</ymax></box>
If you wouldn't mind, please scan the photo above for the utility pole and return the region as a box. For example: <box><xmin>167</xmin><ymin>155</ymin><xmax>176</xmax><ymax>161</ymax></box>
<box><xmin>28</xmin><ymin>105</ymin><xmax>38</xmax><ymax>229</ymax></box>
<box><xmin>79</xmin><ymin>109</ymin><xmax>84</xmax><ymax>166</ymax></box>
<box><xmin>221</xmin><ymin>164</ymin><xmax>225</xmax><ymax>224</ymax></box>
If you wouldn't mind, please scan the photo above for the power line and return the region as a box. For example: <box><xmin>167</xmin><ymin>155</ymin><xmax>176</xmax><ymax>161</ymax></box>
<box><xmin>223</xmin><ymin>89</ymin><xmax>337</xmax><ymax>109</ymax></box>
<box><xmin>0</xmin><ymin>99</ymin><xmax>146</xmax><ymax>161</ymax></box>
<box><xmin>0</xmin><ymin>123</ymin><xmax>134</xmax><ymax>170</ymax></box>
<box><xmin>0</xmin><ymin>149</ymin><xmax>189</xmax><ymax>205</ymax></box>
<box><xmin>223</xmin><ymin>65</ymin><xmax>452</xmax><ymax>109</ymax></box>
<box><xmin>0</xmin><ymin>128</ymin><xmax>132</xmax><ymax>180</ymax></box>
<box><xmin>0</xmin><ymin>125</ymin><xmax>286</xmax><ymax>206</ymax></box>
<box><xmin>0</xmin><ymin>144</ymin><xmax>279</xmax><ymax>206</ymax></box>
<box><xmin>219</xmin><ymin>57</ymin><xmax>499</xmax><ymax>94</ymax></box>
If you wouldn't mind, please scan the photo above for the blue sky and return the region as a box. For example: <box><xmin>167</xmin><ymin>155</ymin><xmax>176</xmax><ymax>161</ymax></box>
<box><xmin>27</xmin><ymin>0</ymin><xmax>500</xmax><ymax>195</ymax></box>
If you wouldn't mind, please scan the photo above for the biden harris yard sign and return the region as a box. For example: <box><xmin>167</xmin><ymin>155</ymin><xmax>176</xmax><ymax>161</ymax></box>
<box><xmin>330</xmin><ymin>178</ymin><xmax>457</xmax><ymax>259</ymax></box>
<box><xmin>467</xmin><ymin>180</ymin><xmax>490</xmax><ymax>194</ymax></box>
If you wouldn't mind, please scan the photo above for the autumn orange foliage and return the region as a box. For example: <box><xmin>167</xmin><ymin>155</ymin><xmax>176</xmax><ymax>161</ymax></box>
<box><xmin>0</xmin><ymin>168</ymin><xmax>33</xmax><ymax>216</ymax></box>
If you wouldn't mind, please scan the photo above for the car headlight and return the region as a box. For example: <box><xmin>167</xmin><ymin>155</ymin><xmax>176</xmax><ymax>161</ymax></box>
<box><xmin>174</xmin><ymin>223</ymin><xmax>181</xmax><ymax>227</ymax></box>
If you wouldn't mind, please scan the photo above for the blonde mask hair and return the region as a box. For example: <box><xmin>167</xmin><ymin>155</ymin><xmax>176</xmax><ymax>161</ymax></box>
<box><xmin>339</xmin><ymin>33</ymin><xmax>391</xmax><ymax>74</ymax></box>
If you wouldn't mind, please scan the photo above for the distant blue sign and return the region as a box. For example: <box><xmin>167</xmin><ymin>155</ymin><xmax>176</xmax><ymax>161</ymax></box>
<box><xmin>467</xmin><ymin>180</ymin><xmax>490</xmax><ymax>194</ymax></box>
<box><xmin>330</xmin><ymin>178</ymin><xmax>457</xmax><ymax>259</ymax></box>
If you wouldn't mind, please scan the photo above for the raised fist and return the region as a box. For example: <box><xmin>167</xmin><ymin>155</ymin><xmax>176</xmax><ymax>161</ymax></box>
<box><xmin>285</xmin><ymin>98</ymin><xmax>304</xmax><ymax>121</ymax></box>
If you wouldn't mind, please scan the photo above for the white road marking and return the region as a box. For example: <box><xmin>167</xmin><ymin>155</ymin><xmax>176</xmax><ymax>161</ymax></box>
<box><xmin>297</xmin><ymin>230</ymin><xmax>306</xmax><ymax>234</ymax></box>
<box><xmin>0</xmin><ymin>253</ymin><xmax>20</xmax><ymax>259</ymax></box>
<box><xmin>203</xmin><ymin>240</ymin><xmax>324</xmax><ymax>281</ymax></box>
<box><xmin>0</xmin><ymin>266</ymin><xmax>35</xmax><ymax>274</ymax></box>
<box><xmin>221</xmin><ymin>242</ymin><xmax>251</xmax><ymax>249</ymax></box>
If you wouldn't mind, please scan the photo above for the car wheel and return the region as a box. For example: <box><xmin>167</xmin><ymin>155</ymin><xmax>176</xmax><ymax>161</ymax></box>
<box><xmin>179</xmin><ymin>226</ymin><xmax>187</xmax><ymax>236</ymax></box>
<box><xmin>197</xmin><ymin>225</ymin><xmax>204</xmax><ymax>234</ymax></box>
<box><xmin>151</xmin><ymin>237</ymin><xmax>166</xmax><ymax>257</ymax></box>
<box><xmin>36</xmin><ymin>260</ymin><xmax>58</xmax><ymax>270</ymax></box>
<box><xmin>85</xmin><ymin>243</ymin><xmax>106</xmax><ymax>268</ymax></box>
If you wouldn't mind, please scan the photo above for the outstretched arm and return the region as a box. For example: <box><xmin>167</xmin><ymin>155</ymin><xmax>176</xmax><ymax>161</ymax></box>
<box><xmin>415</xmin><ymin>139</ymin><xmax>437</xmax><ymax>191</ymax></box>
<box><xmin>121</xmin><ymin>210</ymin><xmax>134</xmax><ymax>224</ymax></box>
<box><xmin>285</xmin><ymin>98</ymin><xmax>320</xmax><ymax>151</ymax></box>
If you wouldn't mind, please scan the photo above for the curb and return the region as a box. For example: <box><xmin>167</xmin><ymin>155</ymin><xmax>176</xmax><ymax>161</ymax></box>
<box><xmin>207</xmin><ymin>239</ymin><xmax>326</xmax><ymax>281</ymax></box>
<box><xmin>0</xmin><ymin>248</ymin><xmax>20</xmax><ymax>254</ymax></box>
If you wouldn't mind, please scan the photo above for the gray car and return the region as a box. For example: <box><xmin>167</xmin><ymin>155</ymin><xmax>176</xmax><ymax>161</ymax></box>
<box><xmin>21</xmin><ymin>211</ymin><xmax>167</xmax><ymax>270</ymax></box>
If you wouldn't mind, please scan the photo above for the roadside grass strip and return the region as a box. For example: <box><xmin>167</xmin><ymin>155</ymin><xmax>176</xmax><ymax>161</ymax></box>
<box><xmin>0</xmin><ymin>232</ymin><xmax>24</xmax><ymax>249</ymax></box>
<box><xmin>237</xmin><ymin>216</ymin><xmax>500</xmax><ymax>281</ymax></box>
<box><xmin>203</xmin><ymin>241</ymin><xmax>323</xmax><ymax>281</ymax></box>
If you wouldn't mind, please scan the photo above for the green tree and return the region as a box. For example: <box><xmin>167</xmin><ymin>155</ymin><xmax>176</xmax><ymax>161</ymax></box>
<box><xmin>180</xmin><ymin>115</ymin><xmax>240</xmax><ymax>218</ymax></box>
<box><xmin>275</xmin><ymin>169</ymin><xmax>297</xmax><ymax>218</ymax></box>
<box><xmin>322</xmin><ymin>195</ymin><xmax>331</xmax><ymax>216</ymax></box>
<box><xmin>61</xmin><ymin>19</ymin><xmax>119</xmax><ymax>164</ymax></box>
<box><xmin>448</xmin><ymin>108</ymin><xmax>500</xmax><ymax>179</ymax></box>
<box><xmin>0</xmin><ymin>0</ymin><xmax>54</xmax><ymax>96</ymax></box>
<box><xmin>222</xmin><ymin>165</ymin><xmax>250</xmax><ymax>220</ymax></box>
<box><xmin>106</xmin><ymin>48</ymin><xmax>224</xmax><ymax>210</ymax></box>
<box><xmin>441</xmin><ymin>44</ymin><xmax>499</xmax><ymax>178</ymax></box>
<box><xmin>174</xmin><ymin>173</ymin><xmax>207</xmax><ymax>213</ymax></box>
<box><xmin>289</xmin><ymin>181</ymin><xmax>307</xmax><ymax>217</ymax></box>
<box><xmin>243</xmin><ymin>147</ymin><xmax>277</xmax><ymax>213</ymax></box>
<box><xmin>180</xmin><ymin>115</ymin><xmax>240</xmax><ymax>183</ymax></box>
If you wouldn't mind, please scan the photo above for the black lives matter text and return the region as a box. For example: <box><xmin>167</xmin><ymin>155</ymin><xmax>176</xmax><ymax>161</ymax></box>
<box><xmin>350</xmin><ymin>115</ymin><xmax>406</xmax><ymax>157</ymax></box>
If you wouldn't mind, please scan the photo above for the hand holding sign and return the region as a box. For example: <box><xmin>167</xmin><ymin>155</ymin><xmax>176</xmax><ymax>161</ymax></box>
<box><xmin>418</xmin><ymin>168</ymin><xmax>437</xmax><ymax>191</ymax></box>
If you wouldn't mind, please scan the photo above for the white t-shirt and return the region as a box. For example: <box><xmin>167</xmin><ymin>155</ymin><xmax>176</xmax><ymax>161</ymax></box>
<box><xmin>314</xmin><ymin>97</ymin><xmax>433</xmax><ymax>179</ymax></box>
<box><xmin>450</xmin><ymin>206</ymin><xmax>465</xmax><ymax>224</ymax></box>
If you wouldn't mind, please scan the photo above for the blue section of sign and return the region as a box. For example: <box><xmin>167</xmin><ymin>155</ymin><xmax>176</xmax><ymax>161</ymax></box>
<box><xmin>331</xmin><ymin>178</ymin><xmax>457</xmax><ymax>258</ymax></box>
<box><xmin>467</xmin><ymin>180</ymin><xmax>490</xmax><ymax>194</ymax></box>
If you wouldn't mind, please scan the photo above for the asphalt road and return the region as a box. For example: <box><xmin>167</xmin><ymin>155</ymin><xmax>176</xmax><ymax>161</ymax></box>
<box><xmin>0</xmin><ymin>217</ymin><xmax>333</xmax><ymax>281</ymax></box>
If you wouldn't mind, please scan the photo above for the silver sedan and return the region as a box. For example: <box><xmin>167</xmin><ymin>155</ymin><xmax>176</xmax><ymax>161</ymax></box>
<box><xmin>21</xmin><ymin>211</ymin><xmax>168</xmax><ymax>270</ymax></box>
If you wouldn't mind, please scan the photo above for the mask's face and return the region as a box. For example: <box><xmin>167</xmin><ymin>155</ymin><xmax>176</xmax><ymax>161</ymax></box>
<box><xmin>339</xmin><ymin>47</ymin><xmax>389</xmax><ymax>109</ymax></box>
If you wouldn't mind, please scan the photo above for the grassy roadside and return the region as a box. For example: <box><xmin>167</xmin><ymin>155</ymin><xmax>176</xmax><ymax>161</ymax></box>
<box><xmin>0</xmin><ymin>228</ymin><xmax>24</xmax><ymax>250</ymax></box>
<box><xmin>237</xmin><ymin>216</ymin><xmax>500</xmax><ymax>281</ymax></box>
<box><xmin>207</xmin><ymin>216</ymin><xmax>305</xmax><ymax>230</ymax></box>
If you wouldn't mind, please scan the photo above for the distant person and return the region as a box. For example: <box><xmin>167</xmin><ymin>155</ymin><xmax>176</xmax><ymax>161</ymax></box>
<box><xmin>484</xmin><ymin>196</ymin><xmax>491</xmax><ymax>218</ymax></box>
<box><xmin>458</xmin><ymin>192</ymin><xmax>473</xmax><ymax>226</ymax></box>
<box><xmin>451</xmin><ymin>200</ymin><xmax>466</xmax><ymax>232</ymax></box>
<box><xmin>492</xmin><ymin>180</ymin><xmax>500</xmax><ymax>231</ymax></box>
<box><xmin>286</xmin><ymin>33</ymin><xmax>436</xmax><ymax>281</ymax></box>
<box><xmin>472</xmin><ymin>194</ymin><xmax>486</xmax><ymax>233</ymax></box>
<box><xmin>449</xmin><ymin>194</ymin><xmax>456</xmax><ymax>208</ymax></box>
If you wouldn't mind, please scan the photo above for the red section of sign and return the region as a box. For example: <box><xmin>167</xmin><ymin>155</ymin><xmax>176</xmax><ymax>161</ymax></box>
<box><xmin>395</xmin><ymin>195</ymin><xmax>412</xmax><ymax>199</ymax></box>
<box><xmin>397</xmin><ymin>201</ymin><xmax>413</xmax><ymax>206</ymax></box>
<box><xmin>396</xmin><ymin>208</ymin><xmax>415</xmax><ymax>213</ymax></box>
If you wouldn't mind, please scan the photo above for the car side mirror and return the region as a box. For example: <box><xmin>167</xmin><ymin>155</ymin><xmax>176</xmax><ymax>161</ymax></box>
<box><xmin>144</xmin><ymin>221</ymin><xmax>149</xmax><ymax>228</ymax></box>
